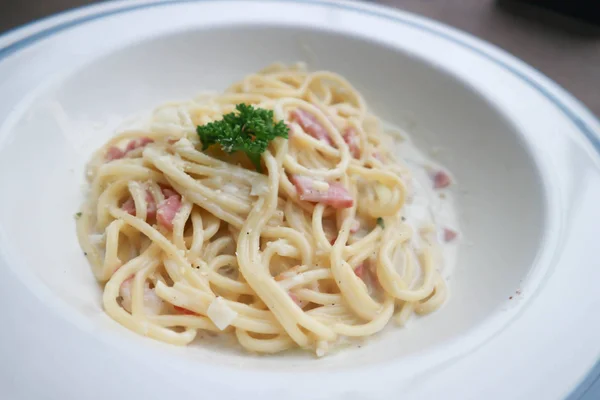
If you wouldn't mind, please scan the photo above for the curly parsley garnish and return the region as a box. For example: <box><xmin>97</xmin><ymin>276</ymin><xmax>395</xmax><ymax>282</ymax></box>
<box><xmin>376</xmin><ymin>217</ymin><xmax>385</xmax><ymax>229</ymax></box>
<box><xmin>196</xmin><ymin>103</ymin><xmax>289</xmax><ymax>172</ymax></box>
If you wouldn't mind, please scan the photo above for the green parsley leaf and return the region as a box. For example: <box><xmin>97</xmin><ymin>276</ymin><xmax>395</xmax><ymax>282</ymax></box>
<box><xmin>75</xmin><ymin>212</ymin><xmax>82</xmax><ymax>219</ymax></box>
<box><xmin>196</xmin><ymin>103</ymin><xmax>289</xmax><ymax>172</ymax></box>
<box><xmin>376</xmin><ymin>217</ymin><xmax>385</xmax><ymax>229</ymax></box>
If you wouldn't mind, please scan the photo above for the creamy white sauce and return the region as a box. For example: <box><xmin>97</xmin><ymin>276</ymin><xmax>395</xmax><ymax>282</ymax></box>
<box><xmin>390</xmin><ymin>127</ymin><xmax>460</xmax><ymax>279</ymax></box>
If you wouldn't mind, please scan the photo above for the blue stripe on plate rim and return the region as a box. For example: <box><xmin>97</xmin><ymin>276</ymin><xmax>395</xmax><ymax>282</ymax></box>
<box><xmin>0</xmin><ymin>1</ymin><xmax>598</xmax><ymax>398</ymax></box>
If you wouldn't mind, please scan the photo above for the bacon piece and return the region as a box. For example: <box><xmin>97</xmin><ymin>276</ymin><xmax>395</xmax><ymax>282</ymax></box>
<box><xmin>121</xmin><ymin>197</ymin><xmax>136</xmax><ymax>215</ymax></box>
<box><xmin>161</xmin><ymin>187</ymin><xmax>179</xmax><ymax>198</ymax></box>
<box><xmin>122</xmin><ymin>190</ymin><xmax>157</xmax><ymax>218</ymax></box>
<box><xmin>342</xmin><ymin>127</ymin><xmax>360</xmax><ymax>158</ymax></box>
<box><xmin>433</xmin><ymin>170</ymin><xmax>451</xmax><ymax>189</ymax></box>
<box><xmin>354</xmin><ymin>264</ymin><xmax>366</xmax><ymax>279</ymax></box>
<box><xmin>125</xmin><ymin>137</ymin><xmax>154</xmax><ymax>152</ymax></box>
<box><xmin>443</xmin><ymin>228</ymin><xmax>458</xmax><ymax>242</ymax></box>
<box><xmin>105</xmin><ymin>137</ymin><xmax>153</xmax><ymax>161</ymax></box>
<box><xmin>106</xmin><ymin>146</ymin><xmax>125</xmax><ymax>160</ymax></box>
<box><xmin>291</xmin><ymin>175</ymin><xmax>353</xmax><ymax>209</ymax></box>
<box><xmin>291</xmin><ymin>109</ymin><xmax>332</xmax><ymax>145</ymax></box>
<box><xmin>157</xmin><ymin>195</ymin><xmax>182</xmax><ymax>230</ymax></box>
<box><xmin>174</xmin><ymin>306</ymin><xmax>197</xmax><ymax>315</ymax></box>
<box><xmin>289</xmin><ymin>292</ymin><xmax>302</xmax><ymax>307</ymax></box>
<box><xmin>145</xmin><ymin>191</ymin><xmax>157</xmax><ymax>218</ymax></box>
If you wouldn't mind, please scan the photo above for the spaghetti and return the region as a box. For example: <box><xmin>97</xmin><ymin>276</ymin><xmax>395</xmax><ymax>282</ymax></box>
<box><xmin>77</xmin><ymin>63</ymin><xmax>456</xmax><ymax>355</ymax></box>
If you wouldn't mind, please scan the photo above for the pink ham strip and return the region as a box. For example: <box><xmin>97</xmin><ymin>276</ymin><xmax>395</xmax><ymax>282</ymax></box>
<box><xmin>290</xmin><ymin>175</ymin><xmax>353</xmax><ymax>209</ymax></box>
<box><xmin>174</xmin><ymin>306</ymin><xmax>197</xmax><ymax>315</ymax></box>
<box><xmin>106</xmin><ymin>147</ymin><xmax>125</xmax><ymax>161</ymax></box>
<box><xmin>106</xmin><ymin>137</ymin><xmax>154</xmax><ymax>161</ymax></box>
<box><xmin>121</xmin><ymin>198</ymin><xmax>136</xmax><ymax>215</ymax></box>
<box><xmin>342</xmin><ymin>127</ymin><xmax>360</xmax><ymax>158</ymax></box>
<box><xmin>157</xmin><ymin>195</ymin><xmax>182</xmax><ymax>230</ymax></box>
<box><xmin>443</xmin><ymin>228</ymin><xmax>458</xmax><ymax>242</ymax></box>
<box><xmin>122</xmin><ymin>186</ymin><xmax>180</xmax><ymax>219</ymax></box>
<box><xmin>291</xmin><ymin>109</ymin><xmax>333</xmax><ymax>145</ymax></box>
<box><xmin>354</xmin><ymin>264</ymin><xmax>366</xmax><ymax>279</ymax></box>
<box><xmin>433</xmin><ymin>170</ymin><xmax>451</xmax><ymax>189</ymax></box>
<box><xmin>122</xmin><ymin>190</ymin><xmax>157</xmax><ymax>218</ymax></box>
<box><xmin>161</xmin><ymin>187</ymin><xmax>179</xmax><ymax>198</ymax></box>
<box><xmin>126</xmin><ymin>137</ymin><xmax>154</xmax><ymax>152</ymax></box>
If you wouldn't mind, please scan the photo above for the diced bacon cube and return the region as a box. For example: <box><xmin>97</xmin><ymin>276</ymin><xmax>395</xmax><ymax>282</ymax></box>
<box><xmin>106</xmin><ymin>146</ymin><xmax>125</xmax><ymax>160</ymax></box>
<box><xmin>121</xmin><ymin>190</ymin><xmax>156</xmax><ymax>218</ymax></box>
<box><xmin>291</xmin><ymin>175</ymin><xmax>353</xmax><ymax>209</ymax></box>
<box><xmin>145</xmin><ymin>191</ymin><xmax>157</xmax><ymax>218</ymax></box>
<box><xmin>291</xmin><ymin>109</ymin><xmax>332</xmax><ymax>145</ymax></box>
<box><xmin>354</xmin><ymin>263</ymin><xmax>366</xmax><ymax>279</ymax></box>
<box><xmin>342</xmin><ymin>127</ymin><xmax>360</xmax><ymax>158</ymax></box>
<box><xmin>161</xmin><ymin>187</ymin><xmax>179</xmax><ymax>198</ymax></box>
<box><xmin>443</xmin><ymin>228</ymin><xmax>458</xmax><ymax>242</ymax></box>
<box><xmin>157</xmin><ymin>195</ymin><xmax>182</xmax><ymax>230</ymax></box>
<box><xmin>125</xmin><ymin>137</ymin><xmax>154</xmax><ymax>152</ymax></box>
<box><xmin>122</xmin><ymin>197</ymin><xmax>136</xmax><ymax>215</ymax></box>
<box><xmin>433</xmin><ymin>170</ymin><xmax>451</xmax><ymax>189</ymax></box>
<box><xmin>106</xmin><ymin>137</ymin><xmax>153</xmax><ymax>161</ymax></box>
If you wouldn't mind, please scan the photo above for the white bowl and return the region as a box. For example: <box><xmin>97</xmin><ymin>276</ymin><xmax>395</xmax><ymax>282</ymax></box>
<box><xmin>1</xmin><ymin>1</ymin><xmax>599</xmax><ymax>399</ymax></box>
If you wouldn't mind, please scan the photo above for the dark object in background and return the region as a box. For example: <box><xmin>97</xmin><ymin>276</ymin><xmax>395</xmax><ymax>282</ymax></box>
<box><xmin>515</xmin><ymin>0</ymin><xmax>600</xmax><ymax>25</ymax></box>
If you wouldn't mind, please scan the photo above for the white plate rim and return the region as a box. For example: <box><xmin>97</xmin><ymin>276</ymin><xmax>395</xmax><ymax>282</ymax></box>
<box><xmin>0</xmin><ymin>1</ymin><xmax>599</xmax><ymax>399</ymax></box>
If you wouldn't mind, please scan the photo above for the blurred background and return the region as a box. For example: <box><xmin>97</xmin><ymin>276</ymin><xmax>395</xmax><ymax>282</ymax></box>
<box><xmin>1</xmin><ymin>0</ymin><xmax>599</xmax><ymax>117</ymax></box>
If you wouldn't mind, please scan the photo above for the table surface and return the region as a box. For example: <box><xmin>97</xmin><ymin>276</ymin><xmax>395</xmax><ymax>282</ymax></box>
<box><xmin>0</xmin><ymin>1</ymin><xmax>599</xmax><ymax>399</ymax></box>
<box><xmin>1</xmin><ymin>0</ymin><xmax>599</xmax><ymax>117</ymax></box>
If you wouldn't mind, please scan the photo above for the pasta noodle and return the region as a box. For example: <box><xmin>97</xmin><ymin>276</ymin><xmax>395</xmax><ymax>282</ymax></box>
<box><xmin>76</xmin><ymin>63</ymin><xmax>456</xmax><ymax>355</ymax></box>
